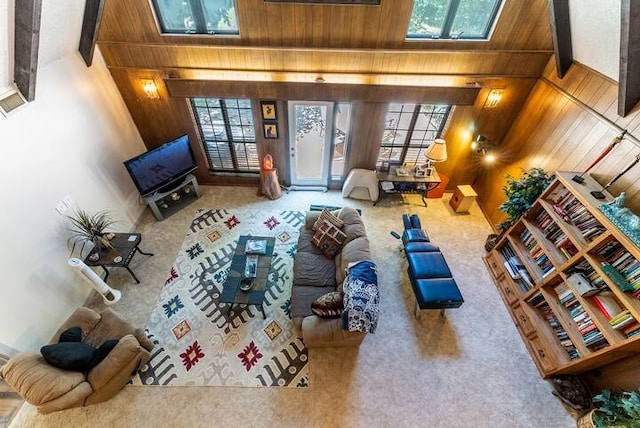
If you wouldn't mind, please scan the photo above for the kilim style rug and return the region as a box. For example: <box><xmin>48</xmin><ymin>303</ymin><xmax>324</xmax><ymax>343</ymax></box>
<box><xmin>139</xmin><ymin>208</ymin><xmax>309</xmax><ymax>388</ymax></box>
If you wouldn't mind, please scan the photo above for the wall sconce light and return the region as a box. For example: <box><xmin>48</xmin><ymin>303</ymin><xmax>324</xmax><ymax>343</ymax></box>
<box><xmin>484</xmin><ymin>89</ymin><xmax>504</xmax><ymax>109</ymax></box>
<box><xmin>472</xmin><ymin>134</ymin><xmax>497</xmax><ymax>163</ymax></box>
<box><xmin>140</xmin><ymin>78</ymin><xmax>160</xmax><ymax>100</ymax></box>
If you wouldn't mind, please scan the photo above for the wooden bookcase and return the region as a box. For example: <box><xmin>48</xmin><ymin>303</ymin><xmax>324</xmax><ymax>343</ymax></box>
<box><xmin>483</xmin><ymin>171</ymin><xmax>640</xmax><ymax>378</ymax></box>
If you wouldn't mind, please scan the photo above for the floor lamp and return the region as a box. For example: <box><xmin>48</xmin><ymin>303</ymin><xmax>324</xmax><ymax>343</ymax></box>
<box><xmin>423</xmin><ymin>138</ymin><xmax>448</xmax><ymax>177</ymax></box>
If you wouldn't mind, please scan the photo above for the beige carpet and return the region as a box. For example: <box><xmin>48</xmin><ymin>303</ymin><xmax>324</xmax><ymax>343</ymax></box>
<box><xmin>10</xmin><ymin>186</ymin><xmax>576</xmax><ymax>428</ymax></box>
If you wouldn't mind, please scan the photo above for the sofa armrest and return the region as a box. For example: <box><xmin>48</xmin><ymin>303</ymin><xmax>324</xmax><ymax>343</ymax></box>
<box><xmin>87</xmin><ymin>334</ymin><xmax>150</xmax><ymax>391</ymax></box>
<box><xmin>301</xmin><ymin>316</ymin><xmax>366</xmax><ymax>348</ymax></box>
<box><xmin>0</xmin><ymin>352</ymin><xmax>89</xmax><ymax>406</ymax></box>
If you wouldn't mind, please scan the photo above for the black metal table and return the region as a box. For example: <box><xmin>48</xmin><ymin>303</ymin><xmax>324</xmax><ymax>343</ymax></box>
<box><xmin>219</xmin><ymin>235</ymin><xmax>276</xmax><ymax>319</ymax></box>
<box><xmin>84</xmin><ymin>233</ymin><xmax>153</xmax><ymax>284</ymax></box>
<box><xmin>375</xmin><ymin>170</ymin><xmax>442</xmax><ymax>206</ymax></box>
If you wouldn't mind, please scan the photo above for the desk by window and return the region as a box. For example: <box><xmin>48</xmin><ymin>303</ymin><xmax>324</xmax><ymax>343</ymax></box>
<box><xmin>84</xmin><ymin>233</ymin><xmax>153</xmax><ymax>284</ymax></box>
<box><xmin>375</xmin><ymin>170</ymin><xmax>442</xmax><ymax>206</ymax></box>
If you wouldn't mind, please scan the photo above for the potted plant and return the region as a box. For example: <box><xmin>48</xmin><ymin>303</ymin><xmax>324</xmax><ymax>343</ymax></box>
<box><xmin>497</xmin><ymin>167</ymin><xmax>554</xmax><ymax>232</ymax></box>
<box><xmin>66</xmin><ymin>208</ymin><xmax>118</xmax><ymax>257</ymax></box>
<box><xmin>485</xmin><ymin>167</ymin><xmax>553</xmax><ymax>252</ymax></box>
<box><xmin>577</xmin><ymin>389</ymin><xmax>640</xmax><ymax>428</ymax></box>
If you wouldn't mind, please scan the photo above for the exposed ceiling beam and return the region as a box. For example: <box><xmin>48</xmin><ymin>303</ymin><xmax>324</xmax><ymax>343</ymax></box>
<box><xmin>79</xmin><ymin>0</ymin><xmax>105</xmax><ymax>66</ymax></box>
<box><xmin>619</xmin><ymin>0</ymin><xmax>640</xmax><ymax>117</ymax></box>
<box><xmin>14</xmin><ymin>0</ymin><xmax>42</xmax><ymax>101</ymax></box>
<box><xmin>547</xmin><ymin>0</ymin><xmax>573</xmax><ymax>78</ymax></box>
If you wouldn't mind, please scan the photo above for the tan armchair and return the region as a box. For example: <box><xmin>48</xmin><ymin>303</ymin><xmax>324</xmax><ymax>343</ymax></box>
<box><xmin>0</xmin><ymin>307</ymin><xmax>153</xmax><ymax>414</ymax></box>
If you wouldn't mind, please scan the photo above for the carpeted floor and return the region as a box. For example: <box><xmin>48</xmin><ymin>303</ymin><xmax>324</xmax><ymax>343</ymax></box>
<box><xmin>140</xmin><ymin>208</ymin><xmax>308</xmax><ymax>388</ymax></box>
<box><xmin>9</xmin><ymin>186</ymin><xmax>576</xmax><ymax>428</ymax></box>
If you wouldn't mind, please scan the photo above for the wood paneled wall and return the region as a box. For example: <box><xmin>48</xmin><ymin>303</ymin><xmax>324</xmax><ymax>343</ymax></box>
<box><xmin>100</xmin><ymin>0</ymin><xmax>551</xmax><ymax>50</ymax></box>
<box><xmin>97</xmin><ymin>0</ymin><xmax>554</xmax><ymax>190</ymax></box>
<box><xmin>475</xmin><ymin>59</ymin><xmax>640</xmax><ymax>231</ymax></box>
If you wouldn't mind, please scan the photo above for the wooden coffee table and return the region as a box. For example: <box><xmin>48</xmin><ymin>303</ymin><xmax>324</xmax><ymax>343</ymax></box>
<box><xmin>219</xmin><ymin>235</ymin><xmax>276</xmax><ymax>319</ymax></box>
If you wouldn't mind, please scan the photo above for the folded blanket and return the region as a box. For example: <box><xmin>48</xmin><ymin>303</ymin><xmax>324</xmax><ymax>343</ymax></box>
<box><xmin>342</xmin><ymin>260</ymin><xmax>379</xmax><ymax>333</ymax></box>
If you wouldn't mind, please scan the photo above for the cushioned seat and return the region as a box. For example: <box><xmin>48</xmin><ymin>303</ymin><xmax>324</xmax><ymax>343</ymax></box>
<box><xmin>401</xmin><ymin>212</ymin><xmax>464</xmax><ymax>318</ymax></box>
<box><xmin>342</xmin><ymin>168</ymin><xmax>379</xmax><ymax>201</ymax></box>
<box><xmin>412</xmin><ymin>278</ymin><xmax>464</xmax><ymax>310</ymax></box>
<box><xmin>0</xmin><ymin>307</ymin><xmax>152</xmax><ymax>414</ymax></box>
<box><xmin>407</xmin><ymin>252</ymin><xmax>452</xmax><ymax>279</ymax></box>
<box><xmin>404</xmin><ymin>242</ymin><xmax>440</xmax><ymax>253</ymax></box>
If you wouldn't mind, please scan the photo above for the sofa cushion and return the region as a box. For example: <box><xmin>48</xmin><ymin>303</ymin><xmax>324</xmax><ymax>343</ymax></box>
<box><xmin>312</xmin><ymin>208</ymin><xmax>345</xmax><ymax>231</ymax></box>
<box><xmin>336</xmin><ymin>236</ymin><xmax>371</xmax><ymax>286</ymax></box>
<box><xmin>90</xmin><ymin>339</ymin><xmax>120</xmax><ymax>368</ymax></box>
<box><xmin>297</xmin><ymin>228</ymin><xmax>324</xmax><ymax>255</ymax></box>
<box><xmin>311</xmin><ymin>291</ymin><xmax>344</xmax><ymax>318</ymax></box>
<box><xmin>293</xmin><ymin>251</ymin><xmax>336</xmax><ymax>287</ymax></box>
<box><xmin>41</xmin><ymin>342</ymin><xmax>98</xmax><ymax>372</ymax></box>
<box><xmin>311</xmin><ymin>220</ymin><xmax>347</xmax><ymax>259</ymax></box>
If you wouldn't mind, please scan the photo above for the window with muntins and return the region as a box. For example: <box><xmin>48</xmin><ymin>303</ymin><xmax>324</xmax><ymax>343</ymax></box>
<box><xmin>192</xmin><ymin>98</ymin><xmax>259</xmax><ymax>173</ymax></box>
<box><xmin>407</xmin><ymin>0</ymin><xmax>502</xmax><ymax>40</ymax></box>
<box><xmin>377</xmin><ymin>104</ymin><xmax>451</xmax><ymax>170</ymax></box>
<box><xmin>152</xmin><ymin>0</ymin><xmax>238</xmax><ymax>35</ymax></box>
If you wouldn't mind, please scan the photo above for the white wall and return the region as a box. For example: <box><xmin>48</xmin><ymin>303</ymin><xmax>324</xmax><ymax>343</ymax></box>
<box><xmin>569</xmin><ymin>0</ymin><xmax>621</xmax><ymax>82</ymax></box>
<box><xmin>0</xmin><ymin>1</ymin><xmax>147</xmax><ymax>351</ymax></box>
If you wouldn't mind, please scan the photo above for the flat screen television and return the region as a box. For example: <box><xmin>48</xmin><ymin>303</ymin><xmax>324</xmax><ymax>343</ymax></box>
<box><xmin>124</xmin><ymin>134</ymin><xmax>197</xmax><ymax>197</ymax></box>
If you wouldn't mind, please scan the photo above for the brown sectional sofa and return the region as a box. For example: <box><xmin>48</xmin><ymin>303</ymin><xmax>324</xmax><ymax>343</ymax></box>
<box><xmin>291</xmin><ymin>207</ymin><xmax>374</xmax><ymax>347</ymax></box>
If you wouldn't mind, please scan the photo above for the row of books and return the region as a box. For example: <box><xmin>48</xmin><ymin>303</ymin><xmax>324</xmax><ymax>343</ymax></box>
<box><xmin>520</xmin><ymin>229</ymin><xmax>555</xmax><ymax>277</ymax></box>
<box><xmin>591</xmin><ymin>292</ymin><xmax>640</xmax><ymax>338</ymax></box>
<box><xmin>533</xmin><ymin>209</ymin><xmax>578</xmax><ymax>261</ymax></box>
<box><xmin>499</xmin><ymin>243</ymin><xmax>534</xmax><ymax>292</ymax></box>
<box><xmin>545</xmin><ymin>187</ymin><xmax>606</xmax><ymax>242</ymax></box>
<box><xmin>526</xmin><ymin>291</ymin><xmax>580</xmax><ymax>359</ymax></box>
<box><xmin>596</xmin><ymin>241</ymin><xmax>640</xmax><ymax>291</ymax></box>
<box><xmin>555</xmin><ymin>284</ymin><xmax>609</xmax><ymax>351</ymax></box>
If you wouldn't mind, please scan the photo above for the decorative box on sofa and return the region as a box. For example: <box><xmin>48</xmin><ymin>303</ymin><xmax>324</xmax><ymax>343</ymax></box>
<box><xmin>291</xmin><ymin>207</ymin><xmax>376</xmax><ymax>347</ymax></box>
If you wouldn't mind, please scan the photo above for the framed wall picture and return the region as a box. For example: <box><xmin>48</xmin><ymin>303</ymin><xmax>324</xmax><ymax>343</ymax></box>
<box><xmin>263</xmin><ymin>121</ymin><xmax>278</xmax><ymax>139</ymax></box>
<box><xmin>260</xmin><ymin>101</ymin><xmax>277</xmax><ymax>120</ymax></box>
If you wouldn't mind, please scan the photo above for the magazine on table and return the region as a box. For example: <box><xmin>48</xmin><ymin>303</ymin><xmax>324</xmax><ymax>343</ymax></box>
<box><xmin>245</xmin><ymin>239</ymin><xmax>267</xmax><ymax>255</ymax></box>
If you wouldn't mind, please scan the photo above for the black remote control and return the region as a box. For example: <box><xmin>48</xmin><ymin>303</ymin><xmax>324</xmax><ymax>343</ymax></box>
<box><xmin>390</xmin><ymin>231</ymin><xmax>400</xmax><ymax>239</ymax></box>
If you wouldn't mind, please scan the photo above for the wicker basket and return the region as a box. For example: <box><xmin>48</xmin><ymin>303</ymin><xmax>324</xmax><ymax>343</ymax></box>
<box><xmin>576</xmin><ymin>410</ymin><xmax>595</xmax><ymax>428</ymax></box>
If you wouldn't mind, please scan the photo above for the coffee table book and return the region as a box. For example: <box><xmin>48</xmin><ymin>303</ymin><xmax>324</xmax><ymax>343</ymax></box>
<box><xmin>245</xmin><ymin>239</ymin><xmax>267</xmax><ymax>254</ymax></box>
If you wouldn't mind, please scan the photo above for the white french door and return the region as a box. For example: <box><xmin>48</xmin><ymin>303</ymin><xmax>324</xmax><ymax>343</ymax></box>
<box><xmin>288</xmin><ymin>101</ymin><xmax>334</xmax><ymax>187</ymax></box>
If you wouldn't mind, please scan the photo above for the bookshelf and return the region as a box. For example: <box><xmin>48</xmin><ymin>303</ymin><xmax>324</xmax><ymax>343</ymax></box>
<box><xmin>483</xmin><ymin>171</ymin><xmax>640</xmax><ymax>378</ymax></box>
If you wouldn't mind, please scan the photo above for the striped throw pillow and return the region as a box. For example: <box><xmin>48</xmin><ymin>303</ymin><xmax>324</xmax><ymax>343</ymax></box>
<box><xmin>312</xmin><ymin>208</ymin><xmax>345</xmax><ymax>231</ymax></box>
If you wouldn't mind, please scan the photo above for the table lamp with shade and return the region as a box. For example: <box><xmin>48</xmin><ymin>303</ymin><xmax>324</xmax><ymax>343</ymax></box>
<box><xmin>418</xmin><ymin>138</ymin><xmax>447</xmax><ymax>177</ymax></box>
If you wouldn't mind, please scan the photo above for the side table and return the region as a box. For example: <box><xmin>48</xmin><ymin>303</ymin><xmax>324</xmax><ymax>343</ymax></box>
<box><xmin>84</xmin><ymin>233</ymin><xmax>153</xmax><ymax>284</ymax></box>
<box><xmin>375</xmin><ymin>170</ymin><xmax>442</xmax><ymax>206</ymax></box>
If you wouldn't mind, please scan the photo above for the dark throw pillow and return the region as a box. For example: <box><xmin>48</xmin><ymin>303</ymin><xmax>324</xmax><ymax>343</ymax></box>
<box><xmin>90</xmin><ymin>339</ymin><xmax>119</xmax><ymax>368</ymax></box>
<box><xmin>311</xmin><ymin>291</ymin><xmax>344</xmax><ymax>318</ymax></box>
<box><xmin>41</xmin><ymin>342</ymin><xmax>97</xmax><ymax>371</ymax></box>
<box><xmin>311</xmin><ymin>220</ymin><xmax>347</xmax><ymax>259</ymax></box>
<box><xmin>58</xmin><ymin>326</ymin><xmax>82</xmax><ymax>343</ymax></box>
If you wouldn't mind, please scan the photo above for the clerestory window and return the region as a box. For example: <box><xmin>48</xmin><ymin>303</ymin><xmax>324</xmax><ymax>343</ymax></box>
<box><xmin>192</xmin><ymin>98</ymin><xmax>259</xmax><ymax>173</ymax></box>
<box><xmin>152</xmin><ymin>0</ymin><xmax>239</xmax><ymax>35</ymax></box>
<box><xmin>407</xmin><ymin>0</ymin><xmax>502</xmax><ymax>40</ymax></box>
<box><xmin>377</xmin><ymin>103</ymin><xmax>451</xmax><ymax>171</ymax></box>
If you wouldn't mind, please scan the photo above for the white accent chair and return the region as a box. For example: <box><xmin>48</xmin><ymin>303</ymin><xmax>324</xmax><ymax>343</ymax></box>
<box><xmin>342</xmin><ymin>169</ymin><xmax>379</xmax><ymax>201</ymax></box>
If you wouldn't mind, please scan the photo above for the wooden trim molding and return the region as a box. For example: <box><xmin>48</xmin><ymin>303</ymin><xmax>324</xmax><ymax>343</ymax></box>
<box><xmin>547</xmin><ymin>0</ymin><xmax>572</xmax><ymax>78</ymax></box>
<box><xmin>14</xmin><ymin>0</ymin><xmax>42</xmax><ymax>101</ymax></box>
<box><xmin>79</xmin><ymin>0</ymin><xmax>106</xmax><ymax>67</ymax></box>
<box><xmin>165</xmin><ymin>80</ymin><xmax>481</xmax><ymax>105</ymax></box>
<box><xmin>619</xmin><ymin>0</ymin><xmax>640</xmax><ymax>117</ymax></box>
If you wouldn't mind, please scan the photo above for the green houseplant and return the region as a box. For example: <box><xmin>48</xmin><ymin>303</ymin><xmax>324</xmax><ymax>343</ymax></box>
<box><xmin>66</xmin><ymin>208</ymin><xmax>118</xmax><ymax>256</ymax></box>
<box><xmin>579</xmin><ymin>389</ymin><xmax>640</xmax><ymax>428</ymax></box>
<box><xmin>496</xmin><ymin>167</ymin><xmax>554</xmax><ymax>232</ymax></box>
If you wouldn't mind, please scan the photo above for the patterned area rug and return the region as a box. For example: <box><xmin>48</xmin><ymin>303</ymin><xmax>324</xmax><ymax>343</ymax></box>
<box><xmin>139</xmin><ymin>208</ymin><xmax>309</xmax><ymax>388</ymax></box>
